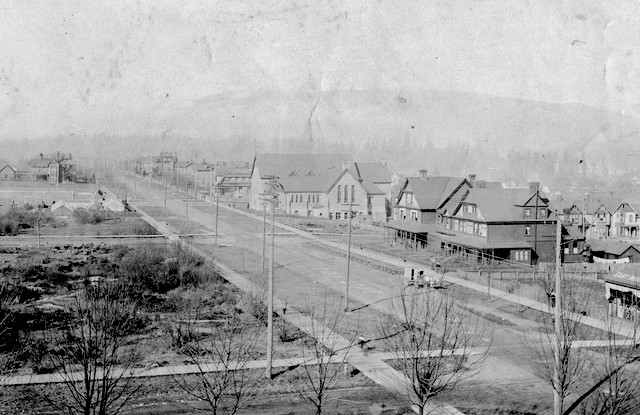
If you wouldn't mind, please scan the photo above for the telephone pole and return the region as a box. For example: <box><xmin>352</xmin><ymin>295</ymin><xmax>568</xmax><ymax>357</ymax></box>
<box><xmin>553</xmin><ymin>216</ymin><xmax>562</xmax><ymax>415</ymax></box>
<box><xmin>260</xmin><ymin>176</ymin><xmax>279</xmax><ymax>379</ymax></box>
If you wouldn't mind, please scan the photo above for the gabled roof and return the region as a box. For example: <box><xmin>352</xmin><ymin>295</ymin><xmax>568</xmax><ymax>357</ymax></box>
<box><xmin>354</xmin><ymin>162</ymin><xmax>391</xmax><ymax>184</ymax></box>
<box><xmin>459</xmin><ymin>187</ymin><xmax>555</xmax><ymax>222</ymax></box>
<box><xmin>254</xmin><ymin>154</ymin><xmax>353</xmax><ymax>179</ymax></box>
<box><xmin>177</xmin><ymin>161</ymin><xmax>193</xmax><ymax>168</ymax></box>
<box><xmin>29</xmin><ymin>159</ymin><xmax>56</xmax><ymax>168</ymax></box>
<box><xmin>0</xmin><ymin>165</ymin><xmax>16</xmax><ymax>172</ymax></box>
<box><xmin>254</xmin><ymin>154</ymin><xmax>353</xmax><ymax>193</ymax></box>
<box><xmin>401</xmin><ymin>176</ymin><xmax>468</xmax><ymax>211</ymax></box>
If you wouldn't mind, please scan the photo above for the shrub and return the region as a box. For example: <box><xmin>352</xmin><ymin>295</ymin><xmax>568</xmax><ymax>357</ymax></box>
<box><xmin>73</xmin><ymin>209</ymin><xmax>104</xmax><ymax>225</ymax></box>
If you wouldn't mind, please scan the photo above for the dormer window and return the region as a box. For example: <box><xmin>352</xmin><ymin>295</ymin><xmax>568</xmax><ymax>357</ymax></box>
<box><xmin>524</xmin><ymin>208</ymin><xmax>531</xmax><ymax>217</ymax></box>
<box><xmin>465</xmin><ymin>204</ymin><xmax>476</xmax><ymax>214</ymax></box>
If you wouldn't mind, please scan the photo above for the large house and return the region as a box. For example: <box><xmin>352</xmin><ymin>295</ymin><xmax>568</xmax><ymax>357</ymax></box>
<box><xmin>249</xmin><ymin>154</ymin><xmax>388</xmax><ymax>222</ymax></box>
<box><xmin>436</xmin><ymin>182</ymin><xmax>558</xmax><ymax>264</ymax></box>
<box><xmin>386</xmin><ymin>178</ymin><xmax>563</xmax><ymax>264</ymax></box>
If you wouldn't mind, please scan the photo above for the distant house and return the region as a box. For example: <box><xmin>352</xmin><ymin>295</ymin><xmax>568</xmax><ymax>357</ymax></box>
<box><xmin>0</xmin><ymin>165</ymin><xmax>16</xmax><ymax>181</ymax></box>
<box><xmin>610</xmin><ymin>201</ymin><xmax>640</xmax><ymax>239</ymax></box>
<box><xmin>250</xmin><ymin>154</ymin><xmax>388</xmax><ymax>221</ymax></box>
<box><xmin>214</xmin><ymin>162</ymin><xmax>252</xmax><ymax>198</ymax></box>
<box><xmin>587</xmin><ymin>201</ymin><xmax>616</xmax><ymax>239</ymax></box>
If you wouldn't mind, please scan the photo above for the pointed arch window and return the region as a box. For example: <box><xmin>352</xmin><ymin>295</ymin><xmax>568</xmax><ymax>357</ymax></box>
<box><xmin>351</xmin><ymin>185</ymin><xmax>355</xmax><ymax>203</ymax></box>
<box><xmin>337</xmin><ymin>185</ymin><xmax>341</xmax><ymax>203</ymax></box>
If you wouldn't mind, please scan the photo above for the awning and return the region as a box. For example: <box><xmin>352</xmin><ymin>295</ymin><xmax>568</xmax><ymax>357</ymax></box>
<box><xmin>606</xmin><ymin>282</ymin><xmax>640</xmax><ymax>300</ymax></box>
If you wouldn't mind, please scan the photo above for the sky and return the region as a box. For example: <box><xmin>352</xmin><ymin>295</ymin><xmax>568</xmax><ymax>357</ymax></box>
<box><xmin>1</xmin><ymin>0</ymin><xmax>639</xmax><ymax>138</ymax></box>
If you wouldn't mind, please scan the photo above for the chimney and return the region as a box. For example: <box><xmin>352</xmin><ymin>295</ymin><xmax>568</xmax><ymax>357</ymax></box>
<box><xmin>529</xmin><ymin>181</ymin><xmax>540</xmax><ymax>194</ymax></box>
<box><xmin>342</xmin><ymin>161</ymin><xmax>350</xmax><ymax>171</ymax></box>
<box><xmin>418</xmin><ymin>169</ymin><xmax>428</xmax><ymax>179</ymax></box>
<box><xmin>468</xmin><ymin>174</ymin><xmax>476</xmax><ymax>184</ymax></box>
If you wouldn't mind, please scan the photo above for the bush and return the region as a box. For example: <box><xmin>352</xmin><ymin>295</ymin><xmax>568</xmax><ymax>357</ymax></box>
<box><xmin>0</xmin><ymin>218</ymin><xmax>18</xmax><ymax>236</ymax></box>
<box><xmin>73</xmin><ymin>209</ymin><xmax>105</xmax><ymax>225</ymax></box>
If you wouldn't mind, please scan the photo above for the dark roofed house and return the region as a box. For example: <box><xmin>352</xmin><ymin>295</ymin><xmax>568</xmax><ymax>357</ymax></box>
<box><xmin>591</xmin><ymin>241</ymin><xmax>640</xmax><ymax>263</ymax></box>
<box><xmin>383</xmin><ymin>170</ymin><xmax>472</xmax><ymax>249</ymax></box>
<box><xmin>385</xmin><ymin>179</ymin><xmax>561</xmax><ymax>265</ymax></box>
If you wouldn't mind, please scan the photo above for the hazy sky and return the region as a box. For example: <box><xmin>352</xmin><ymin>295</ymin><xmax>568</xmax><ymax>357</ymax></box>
<box><xmin>1</xmin><ymin>0</ymin><xmax>639</xmax><ymax>138</ymax></box>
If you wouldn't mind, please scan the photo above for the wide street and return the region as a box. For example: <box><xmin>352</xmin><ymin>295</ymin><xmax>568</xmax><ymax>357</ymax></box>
<box><xmin>116</xmin><ymin>174</ymin><xmax>558</xmax><ymax>413</ymax></box>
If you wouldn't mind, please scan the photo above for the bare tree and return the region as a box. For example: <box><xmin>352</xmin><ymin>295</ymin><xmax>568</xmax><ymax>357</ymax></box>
<box><xmin>292</xmin><ymin>296</ymin><xmax>358</xmax><ymax>415</ymax></box>
<box><xmin>45</xmin><ymin>282</ymin><xmax>143</xmax><ymax>415</ymax></box>
<box><xmin>527</xmin><ymin>278</ymin><xmax>592</xmax><ymax>414</ymax></box>
<box><xmin>172</xmin><ymin>312</ymin><xmax>260</xmax><ymax>415</ymax></box>
<box><xmin>567</xmin><ymin>313</ymin><xmax>640</xmax><ymax>415</ymax></box>
<box><xmin>0</xmin><ymin>284</ymin><xmax>23</xmax><ymax>401</ymax></box>
<box><xmin>378</xmin><ymin>287</ymin><xmax>486</xmax><ymax>415</ymax></box>
<box><xmin>536</xmin><ymin>264</ymin><xmax>556</xmax><ymax>313</ymax></box>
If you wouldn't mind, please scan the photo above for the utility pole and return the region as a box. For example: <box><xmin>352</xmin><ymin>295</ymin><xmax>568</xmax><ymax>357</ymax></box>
<box><xmin>266</xmin><ymin>197</ymin><xmax>275</xmax><ymax>379</ymax></box>
<box><xmin>163</xmin><ymin>171</ymin><xmax>167</xmax><ymax>216</ymax></box>
<box><xmin>345</xmin><ymin>203</ymin><xmax>353</xmax><ymax>312</ymax></box>
<box><xmin>133</xmin><ymin>161</ymin><xmax>137</xmax><ymax>200</ymax></box>
<box><xmin>262</xmin><ymin>201</ymin><xmax>267</xmax><ymax>271</ymax></box>
<box><xmin>260</xmin><ymin>176</ymin><xmax>278</xmax><ymax>379</ymax></box>
<box><xmin>185</xmin><ymin>181</ymin><xmax>189</xmax><ymax>228</ymax></box>
<box><xmin>553</xmin><ymin>216</ymin><xmax>562</xmax><ymax>415</ymax></box>
<box><xmin>148</xmin><ymin>167</ymin><xmax>152</xmax><ymax>200</ymax></box>
<box><xmin>215</xmin><ymin>179</ymin><xmax>219</xmax><ymax>245</ymax></box>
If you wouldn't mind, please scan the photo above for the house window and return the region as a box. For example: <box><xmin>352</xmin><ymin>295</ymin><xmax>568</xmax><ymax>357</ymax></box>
<box><xmin>329</xmin><ymin>213</ymin><xmax>333</xmax><ymax>219</ymax></box>
<box><xmin>539</xmin><ymin>208</ymin><xmax>547</xmax><ymax>218</ymax></box>
<box><xmin>351</xmin><ymin>185</ymin><xmax>355</xmax><ymax>203</ymax></box>
<box><xmin>446</xmin><ymin>218</ymin><xmax>451</xmax><ymax>230</ymax></box>
<box><xmin>407</xmin><ymin>193</ymin><xmax>413</xmax><ymax>204</ymax></box>
<box><xmin>525</xmin><ymin>225</ymin><xmax>531</xmax><ymax>235</ymax></box>
<box><xmin>524</xmin><ymin>208</ymin><xmax>531</xmax><ymax>217</ymax></box>
<box><xmin>573</xmin><ymin>245</ymin><xmax>579</xmax><ymax>254</ymax></box>
<box><xmin>336</xmin><ymin>212</ymin><xmax>341</xmax><ymax>220</ymax></box>
<box><xmin>411</xmin><ymin>211</ymin><xmax>417</xmax><ymax>221</ymax></box>
<box><xmin>290</xmin><ymin>194</ymin><xmax>294</xmax><ymax>203</ymax></box>
<box><xmin>337</xmin><ymin>186</ymin><xmax>341</xmax><ymax>203</ymax></box>
<box><xmin>466</xmin><ymin>205</ymin><xmax>475</xmax><ymax>214</ymax></box>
